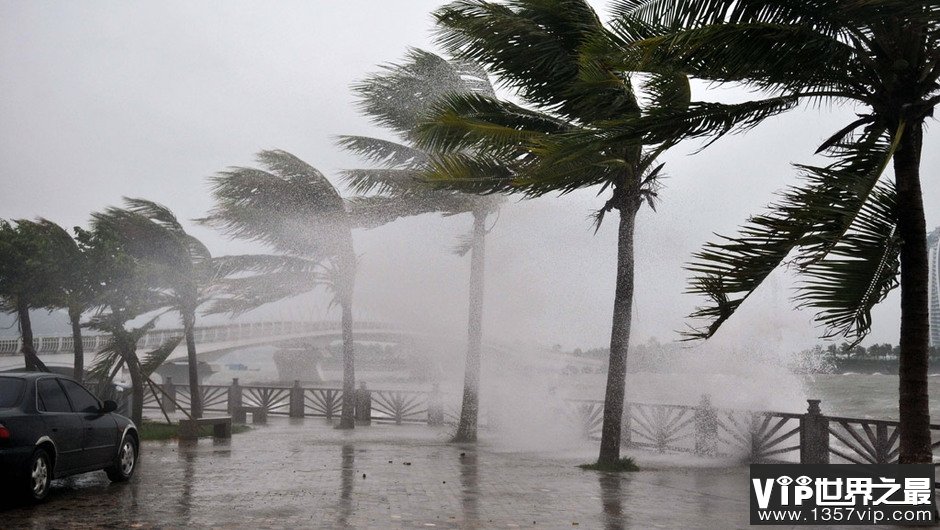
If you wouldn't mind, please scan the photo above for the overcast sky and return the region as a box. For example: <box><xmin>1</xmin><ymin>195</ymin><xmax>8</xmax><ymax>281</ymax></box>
<box><xmin>1</xmin><ymin>1</ymin><xmax>937</xmax><ymax>352</ymax></box>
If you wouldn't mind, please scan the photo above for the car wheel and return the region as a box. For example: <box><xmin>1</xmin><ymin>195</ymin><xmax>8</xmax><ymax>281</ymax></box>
<box><xmin>27</xmin><ymin>448</ymin><xmax>52</xmax><ymax>502</ymax></box>
<box><xmin>105</xmin><ymin>436</ymin><xmax>137</xmax><ymax>482</ymax></box>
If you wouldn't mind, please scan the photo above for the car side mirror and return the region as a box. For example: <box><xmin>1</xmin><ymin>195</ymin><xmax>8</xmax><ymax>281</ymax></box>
<box><xmin>101</xmin><ymin>400</ymin><xmax>118</xmax><ymax>413</ymax></box>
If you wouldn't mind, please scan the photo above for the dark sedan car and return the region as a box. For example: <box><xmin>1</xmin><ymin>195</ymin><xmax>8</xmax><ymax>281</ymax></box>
<box><xmin>0</xmin><ymin>372</ymin><xmax>139</xmax><ymax>502</ymax></box>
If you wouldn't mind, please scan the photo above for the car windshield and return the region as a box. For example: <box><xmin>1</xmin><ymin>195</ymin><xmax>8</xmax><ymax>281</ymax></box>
<box><xmin>0</xmin><ymin>377</ymin><xmax>25</xmax><ymax>408</ymax></box>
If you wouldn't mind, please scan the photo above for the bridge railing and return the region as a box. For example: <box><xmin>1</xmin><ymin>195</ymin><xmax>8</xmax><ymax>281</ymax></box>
<box><xmin>0</xmin><ymin>320</ymin><xmax>400</xmax><ymax>356</ymax></box>
<box><xmin>139</xmin><ymin>379</ymin><xmax>940</xmax><ymax>465</ymax></box>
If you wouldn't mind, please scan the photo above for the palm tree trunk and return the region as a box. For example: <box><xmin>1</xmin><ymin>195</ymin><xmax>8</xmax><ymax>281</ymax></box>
<box><xmin>598</xmin><ymin>199</ymin><xmax>640</xmax><ymax>465</ymax></box>
<box><xmin>69</xmin><ymin>305</ymin><xmax>84</xmax><ymax>382</ymax></box>
<box><xmin>338</xmin><ymin>297</ymin><xmax>356</xmax><ymax>429</ymax></box>
<box><xmin>16</xmin><ymin>299</ymin><xmax>46</xmax><ymax>372</ymax></box>
<box><xmin>127</xmin><ymin>352</ymin><xmax>144</xmax><ymax>427</ymax></box>
<box><xmin>453</xmin><ymin>211</ymin><xmax>487</xmax><ymax>443</ymax></box>
<box><xmin>182</xmin><ymin>309</ymin><xmax>202</xmax><ymax>419</ymax></box>
<box><xmin>894</xmin><ymin>121</ymin><xmax>932</xmax><ymax>464</ymax></box>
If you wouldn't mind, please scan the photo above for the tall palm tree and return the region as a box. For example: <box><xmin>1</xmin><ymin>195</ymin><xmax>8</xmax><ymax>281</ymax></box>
<box><xmin>340</xmin><ymin>48</ymin><xmax>502</xmax><ymax>442</ymax></box>
<box><xmin>78</xmin><ymin>222</ymin><xmax>179</xmax><ymax>426</ymax></box>
<box><xmin>0</xmin><ymin>220</ymin><xmax>54</xmax><ymax>372</ymax></box>
<box><xmin>203</xmin><ymin>150</ymin><xmax>360</xmax><ymax>428</ymax></box>
<box><xmin>587</xmin><ymin>0</ymin><xmax>940</xmax><ymax>463</ymax></box>
<box><xmin>91</xmin><ymin>199</ymin><xmax>218</xmax><ymax>419</ymax></box>
<box><xmin>420</xmin><ymin>0</ymin><xmax>686</xmax><ymax>465</ymax></box>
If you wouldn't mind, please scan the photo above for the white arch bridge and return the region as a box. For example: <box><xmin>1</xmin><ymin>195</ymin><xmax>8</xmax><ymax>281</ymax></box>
<box><xmin>0</xmin><ymin>321</ymin><xmax>604</xmax><ymax>375</ymax></box>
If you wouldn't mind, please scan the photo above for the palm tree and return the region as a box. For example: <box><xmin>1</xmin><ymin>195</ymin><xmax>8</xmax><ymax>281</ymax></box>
<box><xmin>589</xmin><ymin>0</ymin><xmax>940</xmax><ymax>463</ymax></box>
<box><xmin>340</xmin><ymin>49</ymin><xmax>502</xmax><ymax>442</ymax></box>
<box><xmin>78</xmin><ymin>222</ymin><xmax>180</xmax><ymax>426</ymax></box>
<box><xmin>203</xmin><ymin>150</ymin><xmax>360</xmax><ymax>428</ymax></box>
<box><xmin>91</xmin><ymin>199</ymin><xmax>218</xmax><ymax>419</ymax></box>
<box><xmin>16</xmin><ymin>219</ymin><xmax>96</xmax><ymax>381</ymax></box>
<box><xmin>420</xmin><ymin>0</ymin><xmax>686</xmax><ymax>465</ymax></box>
<box><xmin>0</xmin><ymin>220</ymin><xmax>54</xmax><ymax>372</ymax></box>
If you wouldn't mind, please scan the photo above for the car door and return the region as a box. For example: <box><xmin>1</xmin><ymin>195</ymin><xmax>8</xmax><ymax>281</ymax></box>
<box><xmin>36</xmin><ymin>377</ymin><xmax>85</xmax><ymax>476</ymax></box>
<box><xmin>59</xmin><ymin>378</ymin><xmax>118</xmax><ymax>468</ymax></box>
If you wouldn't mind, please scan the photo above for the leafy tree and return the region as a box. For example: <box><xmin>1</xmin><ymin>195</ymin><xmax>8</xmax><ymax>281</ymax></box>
<box><xmin>91</xmin><ymin>199</ymin><xmax>219</xmax><ymax>419</ymax></box>
<box><xmin>592</xmin><ymin>0</ymin><xmax>940</xmax><ymax>463</ymax></box>
<box><xmin>203</xmin><ymin>150</ymin><xmax>360</xmax><ymax>428</ymax></box>
<box><xmin>16</xmin><ymin>219</ymin><xmax>97</xmax><ymax>381</ymax></box>
<box><xmin>340</xmin><ymin>49</ymin><xmax>502</xmax><ymax>442</ymax></box>
<box><xmin>420</xmin><ymin>0</ymin><xmax>687</xmax><ymax>465</ymax></box>
<box><xmin>0</xmin><ymin>220</ymin><xmax>56</xmax><ymax>372</ymax></box>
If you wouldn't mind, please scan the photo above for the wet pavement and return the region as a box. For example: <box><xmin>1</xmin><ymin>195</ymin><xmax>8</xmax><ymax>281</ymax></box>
<box><xmin>0</xmin><ymin>418</ymin><xmax>857</xmax><ymax>529</ymax></box>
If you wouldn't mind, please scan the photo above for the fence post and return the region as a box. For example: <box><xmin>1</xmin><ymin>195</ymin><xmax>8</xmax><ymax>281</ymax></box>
<box><xmin>227</xmin><ymin>378</ymin><xmax>242</xmax><ymax>415</ymax></box>
<box><xmin>800</xmin><ymin>399</ymin><xmax>829</xmax><ymax>464</ymax></box>
<box><xmin>162</xmin><ymin>377</ymin><xmax>177</xmax><ymax>413</ymax></box>
<box><xmin>427</xmin><ymin>383</ymin><xmax>444</xmax><ymax>426</ymax></box>
<box><xmin>694</xmin><ymin>394</ymin><xmax>718</xmax><ymax>456</ymax></box>
<box><xmin>355</xmin><ymin>382</ymin><xmax>372</xmax><ymax>425</ymax></box>
<box><xmin>289</xmin><ymin>380</ymin><xmax>305</xmax><ymax>418</ymax></box>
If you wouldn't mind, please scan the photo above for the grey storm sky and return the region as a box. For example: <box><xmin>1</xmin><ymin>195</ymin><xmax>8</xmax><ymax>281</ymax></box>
<box><xmin>1</xmin><ymin>1</ymin><xmax>937</xmax><ymax>352</ymax></box>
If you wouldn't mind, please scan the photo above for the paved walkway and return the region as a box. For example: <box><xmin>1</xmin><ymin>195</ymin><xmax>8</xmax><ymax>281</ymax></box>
<box><xmin>1</xmin><ymin>418</ymin><xmax>871</xmax><ymax>529</ymax></box>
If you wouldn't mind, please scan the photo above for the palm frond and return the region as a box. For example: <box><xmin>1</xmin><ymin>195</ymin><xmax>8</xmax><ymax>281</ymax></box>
<box><xmin>611</xmin><ymin>0</ymin><xmax>936</xmax><ymax>34</ymax></box>
<box><xmin>204</xmin><ymin>269</ymin><xmax>328</xmax><ymax>316</ymax></box>
<box><xmin>434</xmin><ymin>0</ymin><xmax>638</xmax><ymax>122</ymax></box>
<box><xmin>351</xmin><ymin>48</ymin><xmax>497</xmax><ymax>142</ymax></box>
<box><xmin>683</xmin><ymin>124</ymin><xmax>901</xmax><ymax>340</ymax></box>
<box><xmin>416</xmin><ymin>92</ymin><xmax>570</xmax><ymax>154</ymax></box>
<box><xmin>341</xmin><ymin>168</ymin><xmax>426</xmax><ymax>195</ymax></box>
<box><xmin>336</xmin><ymin>136</ymin><xmax>428</xmax><ymax>169</ymax></box>
<box><xmin>604</xmin><ymin>21</ymin><xmax>856</xmax><ymax>94</ymax></box>
<box><xmin>203</xmin><ymin>150</ymin><xmax>352</xmax><ymax>259</ymax></box>
<box><xmin>139</xmin><ymin>336</ymin><xmax>183</xmax><ymax>378</ymax></box>
<box><xmin>211</xmin><ymin>254</ymin><xmax>323</xmax><ymax>278</ymax></box>
<box><xmin>796</xmin><ymin>183</ymin><xmax>900</xmax><ymax>344</ymax></box>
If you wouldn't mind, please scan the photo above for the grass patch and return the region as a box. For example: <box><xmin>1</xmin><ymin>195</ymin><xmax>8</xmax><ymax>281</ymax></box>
<box><xmin>139</xmin><ymin>420</ymin><xmax>251</xmax><ymax>441</ymax></box>
<box><xmin>578</xmin><ymin>457</ymin><xmax>639</xmax><ymax>472</ymax></box>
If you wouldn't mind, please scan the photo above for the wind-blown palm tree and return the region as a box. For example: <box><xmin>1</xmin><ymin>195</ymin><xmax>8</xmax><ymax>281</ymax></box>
<box><xmin>17</xmin><ymin>219</ymin><xmax>96</xmax><ymax>381</ymax></box>
<box><xmin>203</xmin><ymin>150</ymin><xmax>360</xmax><ymax>428</ymax></box>
<box><xmin>340</xmin><ymin>48</ymin><xmax>502</xmax><ymax>442</ymax></box>
<box><xmin>0</xmin><ymin>220</ymin><xmax>54</xmax><ymax>372</ymax></box>
<box><xmin>78</xmin><ymin>222</ymin><xmax>180</xmax><ymax>426</ymax></box>
<box><xmin>91</xmin><ymin>199</ymin><xmax>218</xmax><ymax>419</ymax></box>
<box><xmin>420</xmin><ymin>0</ymin><xmax>687</xmax><ymax>465</ymax></box>
<box><xmin>586</xmin><ymin>0</ymin><xmax>940</xmax><ymax>463</ymax></box>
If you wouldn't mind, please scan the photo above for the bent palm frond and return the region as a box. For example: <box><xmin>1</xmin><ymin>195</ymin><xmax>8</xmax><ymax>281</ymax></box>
<box><xmin>684</xmin><ymin>124</ymin><xmax>902</xmax><ymax>340</ymax></box>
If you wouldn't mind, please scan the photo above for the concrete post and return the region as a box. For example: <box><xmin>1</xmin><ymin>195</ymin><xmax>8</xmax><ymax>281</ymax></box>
<box><xmin>289</xmin><ymin>380</ymin><xmax>305</xmax><ymax>418</ymax></box>
<box><xmin>427</xmin><ymin>383</ymin><xmax>444</xmax><ymax>426</ymax></box>
<box><xmin>694</xmin><ymin>394</ymin><xmax>718</xmax><ymax>456</ymax></box>
<box><xmin>227</xmin><ymin>378</ymin><xmax>242</xmax><ymax>415</ymax></box>
<box><xmin>800</xmin><ymin>399</ymin><xmax>830</xmax><ymax>464</ymax></box>
<box><xmin>162</xmin><ymin>377</ymin><xmax>177</xmax><ymax>413</ymax></box>
<box><xmin>355</xmin><ymin>382</ymin><xmax>372</xmax><ymax>425</ymax></box>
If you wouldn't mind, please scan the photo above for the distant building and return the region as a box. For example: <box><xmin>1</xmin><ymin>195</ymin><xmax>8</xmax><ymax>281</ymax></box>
<box><xmin>930</xmin><ymin>227</ymin><xmax>940</xmax><ymax>348</ymax></box>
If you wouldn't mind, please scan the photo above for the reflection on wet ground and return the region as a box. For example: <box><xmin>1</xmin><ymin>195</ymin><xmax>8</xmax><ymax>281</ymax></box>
<box><xmin>2</xmin><ymin>418</ymin><xmax>769</xmax><ymax>528</ymax></box>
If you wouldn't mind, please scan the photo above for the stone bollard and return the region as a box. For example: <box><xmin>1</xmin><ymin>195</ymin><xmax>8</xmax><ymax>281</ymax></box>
<box><xmin>427</xmin><ymin>383</ymin><xmax>444</xmax><ymax>426</ymax></box>
<box><xmin>227</xmin><ymin>378</ymin><xmax>242</xmax><ymax>415</ymax></box>
<box><xmin>355</xmin><ymin>382</ymin><xmax>372</xmax><ymax>425</ymax></box>
<box><xmin>289</xmin><ymin>380</ymin><xmax>305</xmax><ymax>418</ymax></box>
<box><xmin>800</xmin><ymin>399</ymin><xmax>830</xmax><ymax>464</ymax></box>
<box><xmin>162</xmin><ymin>377</ymin><xmax>177</xmax><ymax>413</ymax></box>
<box><xmin>693</xmin><ymin>394</ymin><xmax>718</xmax><ymax>456</ymax></box>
